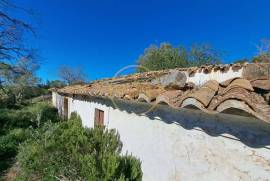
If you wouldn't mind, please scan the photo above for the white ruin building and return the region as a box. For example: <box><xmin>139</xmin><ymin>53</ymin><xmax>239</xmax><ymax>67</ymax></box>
<box><xmin>51</xmin><ymin>63</ymin><xmax>270</xmax><ymax>181</ymax></box>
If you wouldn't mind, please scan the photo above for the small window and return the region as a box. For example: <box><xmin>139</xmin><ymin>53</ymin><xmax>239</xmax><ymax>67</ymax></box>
<box><xmin>94</xmin><ymin>108</ymin><xmax>104</xmax><ymax>126</ymax></box>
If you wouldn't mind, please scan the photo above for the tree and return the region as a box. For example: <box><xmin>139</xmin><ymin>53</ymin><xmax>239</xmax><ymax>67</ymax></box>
<box><xmin>189</xmin><ymin>44</ymin><xmax>221</xmax><ymax>66</ymax></box>
<box><xmin>0</xmin><ymin>0</ymin><xmax>35</xmax><ymax>61</ymax></box>
<box><xmin>0</xmin><ymin>57</ymin><xmax>40</xmax><ymax>106</ymax></box>
<box><xmin>0</xmin><ymin>0</ymin><xmax>39</xmax><ymax>106</ymax></box>
<box><xmin>16</xmin><ymin>113</ymin><xmax>142</xmax><ymax>180</ymax></box>
<box><xmin>252</xmin><ymin>39</ymin><xmax>270</xmax><ymax>63</ymax></box>
<box><xmin>137</xmin><ymin>42</ymin><xmax>222</xmax><ymax>72</ymax></box>
<box><xmin>137</xmin><ymin>43</ymin><xmax>189</xmax><ymax>72</ymax></box>
<box><xmin>58</xmin><ymin>65</ymin><xmax>87</xmax><ymax>85</ymax></box>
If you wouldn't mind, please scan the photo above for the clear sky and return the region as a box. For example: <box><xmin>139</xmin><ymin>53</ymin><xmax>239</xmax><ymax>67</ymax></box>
<box><xmin>17</xmin><ymin>0</ymin><xmax>270</xmax><ymax>81</ymax></box>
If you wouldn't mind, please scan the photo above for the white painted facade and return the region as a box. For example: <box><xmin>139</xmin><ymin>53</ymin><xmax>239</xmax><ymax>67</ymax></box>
<box><xmin>186</xmin><ymin>67</ymin><xmax>243</xmax><ymax>86</ymax></box>
<box><xmin>69</xmin><ymin>98</ymin><xmax>110</xmax><ymax>128</ymax></box>
<box><xmin>53</xmin><ymin>93</ymin><xmax>270</xmax><ymax>181</ymax></box>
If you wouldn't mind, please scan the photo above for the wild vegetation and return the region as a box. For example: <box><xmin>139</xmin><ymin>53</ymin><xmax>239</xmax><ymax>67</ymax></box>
<box><xmin>1</xmin><ymin>105</ymin><xmax>142</xmax><ymax>180</ymax></box>
<box><xmin>16</xmin><ymin>113</ymin><xmax>142</xmax><ymax>180</ymax></box>
<box><xmin>0</xmin><ymin>102</ymin><xmax>59</xmax><ymax>176</ymax></box>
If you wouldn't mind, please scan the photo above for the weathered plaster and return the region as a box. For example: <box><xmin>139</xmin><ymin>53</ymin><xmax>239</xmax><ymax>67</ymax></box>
<box><xmin>187</xmin><ymin>67</ymin><xmax>243</xmax><ymax>86</ymax></box>
<box><xmin>53</xmin><ymin>93</ymin><xmax>270</xmax><ymax>181</ymax></box>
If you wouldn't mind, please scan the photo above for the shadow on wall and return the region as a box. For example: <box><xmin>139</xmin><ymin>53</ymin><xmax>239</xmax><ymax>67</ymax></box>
<box><xmin>72</xmin><ymin>95</ymin><xmax>270</xmax><ymax>149</ymax></box>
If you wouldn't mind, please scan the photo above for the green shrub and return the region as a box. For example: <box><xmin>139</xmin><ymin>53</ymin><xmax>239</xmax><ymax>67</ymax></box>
<box><xmin>0</xmin><ymin>102</ymin><xmax>60</xmax><ymax>176</ymax></box>
<box><xmin>23</xmin><ymin>102</ymin><xmax>60</xmax><ymax>127</ymax></box>
<box><xmin>16</xmin><ymin>114</ymin><xmax>142</xmax><ymax>181</ymax></box>
<box><xmin>0</xmin><ymin>109</ymin><xmax>33</xmax><ymax>135</ymax></box>
<box><xmin>0</xmin><ymin>129</ymin><xmax>32</xmax><ymax>174</ymax></box>
<box><xmin>0</xmin><ymin>102</ymin><xmax>59</xmax><ymax>134</ymax></box>
<box><xmin>0</xmin><ymin>129</ymin><xmax>31</xmax><ymax>157</ymax></box>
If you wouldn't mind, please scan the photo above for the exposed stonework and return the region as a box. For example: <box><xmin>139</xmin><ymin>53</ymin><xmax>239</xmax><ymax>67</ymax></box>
<box><xmin>242</xmin><ymin>63</ymin><xmax>270</xmax><ymax>80</ymax></box>
<box><xmin>151</xmin><ymin>70</ymin><xmax>187</xmax><ymax>89</ymax></box>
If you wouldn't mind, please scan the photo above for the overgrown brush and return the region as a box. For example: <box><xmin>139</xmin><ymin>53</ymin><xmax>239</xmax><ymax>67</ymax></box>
<box><xmin>0</xmin><ymin>102</ymin><xmax>59</xmax><ymax>134</ymax></box>
<box><xmin>0</xmin><ymin>102</ymin><xmax>60</xmax><ymax>176</ymax></box>
<box><xmin>16</xmin><ymin>113</ymin><xmax>142</xmax><ymax>181</ymax></box>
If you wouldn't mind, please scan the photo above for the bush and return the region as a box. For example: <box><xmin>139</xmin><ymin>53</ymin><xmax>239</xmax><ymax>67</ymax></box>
<box><xmin>0</xmin><ymin>102</ymin><xmax>60</xmax><ymax>176</ymax></box>
<box><xmin>23</xmin><ymin>102</ymin><xmax>60</xmax><ymax>127</ymax></box>
<box><xmin>0</xmin><ymin>129</ymin><xmax>32</xmax><ymax>175</ymax></box>
<box><xmin>0</xmin><ymin>102</ymin><xmax>59</xmax><ymax>134</ymax></box>
<box><xmin>16</xmin><ymin>114</ymin><xmax>142</xmax><ymax>181</ymax></box>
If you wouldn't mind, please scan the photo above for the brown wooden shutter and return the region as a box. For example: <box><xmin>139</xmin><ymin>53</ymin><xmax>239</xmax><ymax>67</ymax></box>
<box><xmin>64</xmin><ymin>98</ymin><xmax>69</xmax><ymax>119</ymax></box>
<box><xmin>99</xmin><ymin>110</ymin><xmax>104</xmax><ymax>125</ymax></box>
<box><xmin>94</xmin><ymin>108</ymin><xmax>99</xmax><ymax>125</ymax></box>
<box><xmin>94</xmin><ymin>109</ymin><xmax>104</xmax><ymax>127</ymax></box>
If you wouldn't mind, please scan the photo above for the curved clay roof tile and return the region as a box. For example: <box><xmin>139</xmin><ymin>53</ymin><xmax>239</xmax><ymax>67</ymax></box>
<box><xmin>180</xmin><ymin>98</ymin><xmax>216</xmax><ymax>114</ymax></box>
<box><xmin>155</xmin><ymin>90</ymin><xmax>183</xmax><ymax>108</ymax></box>
<box><xmin>209</xmin><ymin>88</ymin><xmax>258</xmax><ymax>111</ymax></box>
<box><xmin>216</xmin><ymin>99</ymin><xmax>270</xmax><ymax>123</ymax></box>
<box><xmin>219</xmin><ymin>78</ymin><xmax>240</xmax><ymax>87</ymax></box>
<box><xmin>179</xmin><ymin>80</ymin><xmax>219</xmax><ymax>107</ymax></box>
<box><xmin>138</xmin><ymin>93</ymin><xmax>151</xmax><ymax>103</ymax></box>
<box><xmin>250</xmin><ymin>79</ymin><xmax>270</xmax><ymax>90</ymax></box>
<box><xmin>218</xmin><ymin>78</ymin><xmax>254</xmax><ymax>95</ymax></box>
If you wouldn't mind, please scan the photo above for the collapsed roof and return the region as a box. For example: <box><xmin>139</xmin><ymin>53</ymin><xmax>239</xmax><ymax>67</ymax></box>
<box><xmin>52</xmin><ymin>63</ymin><xmax>270</xmax><ymax>123</ymax></box>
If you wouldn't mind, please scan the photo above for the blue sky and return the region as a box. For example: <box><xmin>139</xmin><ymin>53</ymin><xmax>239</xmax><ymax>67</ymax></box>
<box><xmin>17</xmin><ymin>0</ymin><xmax>270</xmax><ymax>81</ymax></box>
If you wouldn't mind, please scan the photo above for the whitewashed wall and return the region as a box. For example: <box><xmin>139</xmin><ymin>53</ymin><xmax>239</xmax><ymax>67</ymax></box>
<box><xmin>186</xmin><ymin>67</ymin><xmax>243</xmax><ymax>86</ymax></box>
<box><xmin>53</xmin><ymin>93</ymin><xmax>270</xmax><ymax>181</ymax></box>
<box><xmin>68</xmin><ymin>98</ymin><xmax>110</xmax><ymax>128</ymax></box>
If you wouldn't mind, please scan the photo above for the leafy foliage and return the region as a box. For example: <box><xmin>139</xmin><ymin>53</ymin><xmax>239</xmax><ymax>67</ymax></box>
<box><xmin>137</xmin><ymin>42</ymin><xmax>222</xmax><ymax>72</ymax></box>
<box><xmin>0</xmin><ymin>58</ymin><xmax>40</xmax><ymax>107</ymax></box>
<box><xmin>16</xmin><ymin>113</ymin><xmax>142</xmax><ymax>181</ymax></box>
<box><xmin>137</xmin><ymin>43</ymin><xmax>189</xmax><ymax>72</ymax></box>
<box><xmin>0</xmin><ymin>102</ymin><xmax>59</xmax><ymax>175</ymax></box>
<box><xmin>0</xmin><ymin>128</ymin><xmax>31</xmax><ymax>174</ymax></box>
<box><xmin>0</xmin><ymin>102</ymin><xmax>59</xmax><ymax>133</ymax></box>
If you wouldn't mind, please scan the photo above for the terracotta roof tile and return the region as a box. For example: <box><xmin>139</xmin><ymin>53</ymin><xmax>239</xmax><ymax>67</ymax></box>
<box><xmin>53</xmin><ymin>63</ymin><xmax>270</xmax><ymax>123</ymax></box>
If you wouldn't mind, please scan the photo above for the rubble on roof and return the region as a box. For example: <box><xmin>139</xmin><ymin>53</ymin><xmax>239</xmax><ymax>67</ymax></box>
<box><xmin>52</xmin><ymin>63</ymin><xmax>270</xmax><ymax>123</ymax></box>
